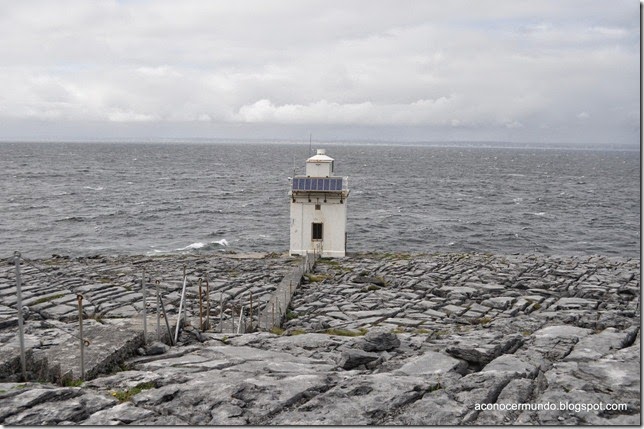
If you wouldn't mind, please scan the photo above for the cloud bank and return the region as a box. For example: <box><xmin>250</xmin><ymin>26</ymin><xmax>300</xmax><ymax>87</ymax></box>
<box><xmin>0</xmin><ymin>0</ymin><xmax>638</xmax><ymax>145</ymax></box>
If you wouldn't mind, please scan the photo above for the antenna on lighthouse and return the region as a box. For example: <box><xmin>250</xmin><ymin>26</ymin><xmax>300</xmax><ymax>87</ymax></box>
<box><xmin>309</xmin><ymin>133</ymin><xmax>312</xmax><ymax>155</ymax></box>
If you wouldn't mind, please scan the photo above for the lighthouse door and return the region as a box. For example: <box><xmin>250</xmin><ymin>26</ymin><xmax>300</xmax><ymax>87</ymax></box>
<box><xmin>311</xmin><ymin>222</ymin><xmax>324</xmax><ymax>256</ymax></box>
<box><xmin>312</xmin><ymin>222</ymin><xmax>323</xmax><ymax>241</ymax></box>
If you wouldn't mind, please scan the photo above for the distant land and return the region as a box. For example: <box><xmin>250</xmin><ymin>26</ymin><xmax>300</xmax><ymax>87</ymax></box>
<box><xmin>0</xmin><ymin>138</ymin><xmax>639</xmax><ymax>151</ymax></box>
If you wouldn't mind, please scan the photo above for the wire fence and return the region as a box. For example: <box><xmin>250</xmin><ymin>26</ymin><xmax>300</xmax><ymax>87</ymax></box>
<box><xmin>4</xmin><ymin>250</ymin><xmax>315</xmax><ymax>382</ymax></box>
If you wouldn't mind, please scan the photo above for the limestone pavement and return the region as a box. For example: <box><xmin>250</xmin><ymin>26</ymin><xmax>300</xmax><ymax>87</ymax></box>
<box><xmin>0</xmin><ymin>251</ymin><xmax>639</xmax><ymax>425</ymax></box>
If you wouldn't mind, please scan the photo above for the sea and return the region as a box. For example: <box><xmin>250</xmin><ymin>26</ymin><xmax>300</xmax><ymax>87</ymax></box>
<box><xmin>0</xmin><ymin>141</ymin><xmax>640</xmax><ymax>260</ymax></box>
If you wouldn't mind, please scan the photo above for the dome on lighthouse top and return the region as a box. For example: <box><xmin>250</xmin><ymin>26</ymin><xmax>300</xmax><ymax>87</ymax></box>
<box><xmin>306</xmin><ymin>148</ymin><xmax>334</xmax><ymax>163</ymax></box>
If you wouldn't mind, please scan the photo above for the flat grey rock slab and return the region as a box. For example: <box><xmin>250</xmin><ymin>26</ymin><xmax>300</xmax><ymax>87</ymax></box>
<box><xmin>271</xmin><ymin>373</ymin><xmax>436</xmax><ymax>425</ymax></box>
<box><xmin>82</xmin><ymin>402</ymin><xmax>156</xmax><ymax>425</ymax></box>
<box><xmin>481</xmin><ymin>296</ymin><xmax>515</xmax><ymax>310</ymax></box>
<box><xmin>553</xmin><ymin>297</ymin><xmax>598</xmax><ymax>310</ymax></box>
<box><xmin>46</xmin><ymin>323</ymin><xmax>144</xmax><ymax>381</ymax></box>
<box><xmin>565</xmin><ymin>327</ymin><xmax>636</xmax><ymax>362</ymax></box>
<box><xmin>532</xmin><ymin>325</ymin><xmax>592</xmax><ymax>340</ymax></box>
<box><xmin>338</xmin><ymin>349</ymin><xmax>379</xmax><ymax>370</ymax></box>
<box><xmin>396</xmin><ymin>351</ymin><xmax>467</xmax><ymax>376</ymax></box>
<box><xmin>389</xmin><ymin>389</ymin><xmax>468</xmax><ymax>425</ymax></box>
<box><xmin>4</xmin><ymin>389</ymin><xmax>115</xmax><ymax>425</ymax></box>
<box><xmin>361</xmin><ymin>330</ymin><xmax>400</xmax><ymax>352</ymax></box>
<box><xmin>344</xmin><ymin>309</ymin><xmax>397</xmax><ymax>319</ymax></box>
<box><xmin>446</xmin><ymin>333</ymin><xmax>523</xmax><ymax>365</ymax></box>
<box><xmin>480</xmin><ymin>354</ymin><xmax>537</xmax><ymax>378</ymax></box>
<box><xmin>441</xmin><ymin>305</ymin><xmax>466</xmax><ymax>316</ymax></box>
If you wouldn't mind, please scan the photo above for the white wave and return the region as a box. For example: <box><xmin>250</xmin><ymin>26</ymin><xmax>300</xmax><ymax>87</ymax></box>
<box><xmin>177</xmin><ymin>239</ymin><xmax>228</xmax><ymax>251</ymax></box>
<box><xmin>513</xmin><ymin>197</ymin><xmax>523</xmax><ymax>204</ymax></box>
<box><xmin>180</xmin><ymin>242</ymin><xmax>206</xmax><ymax>250</ymax></box>
<box><xmin>532</xmin><ymin>212</ymin><xmax>546</xmax><ymax>216</ymax></box>
<box><xmin>83</xmin><ymin>186</ymin><xmax>104</xmax><ymax>191</ymax></box>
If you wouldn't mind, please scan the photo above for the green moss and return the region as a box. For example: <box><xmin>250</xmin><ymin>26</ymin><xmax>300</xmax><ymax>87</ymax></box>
<box><xmin>33</xmin><ymin>293</ymin><xmax>66</xmax><ymax>305</ymax></box>
<box><xmin>270</xmin><ymin>327</ymin><xmax>285</xmax><ymax>335</ymax></box>
<box><xmin>317</xmin><ymin>258</ymin><xmax>351</xmax><ymax>273</ymax></box>
<box><xmin>366</xmin><ymin>285</ymin><xmax>381</xmax><ymax>291</ymax></box>
<box><xmin>473</xmin><ymin>316</ymin><xmax>493</xmax><ymax>325</ymax></box>
<box><xmin>324</xmin><ymin>328</ymin><xmax>367</xmax><ymax>337</ymax></box>
<box><xmin>288</xmin><ymin>329</ymin><xmax>307</xmax><ymax>336</ymax></box>
<box><xmin>382</xmin><ymin>252</ymin><xmax>413</xmax><ymax>260</ymax></box>
<box><xmin>374</xmin><ymin>276</ymin><xmax>387</xmax><ymax>287</ymax></box>
<box><xmin>304</xmin><ymin>273</ymin><xmax>329</xmax><ymax>283</ymax></box>
<box><xmin>413</xmin><ymin>328</ymin><xmax>431</xmax><ymax>334</ymax></box>
<box><xmin>433</xmin><ymin>329</ymin><xmax>449</xmax><ymax>338</ymax></box>
<box><xmin>111</xmin><ymin>382</ymin><xmax>156</xmax><ymax>402</ymax></box>
<box><xmin>63</xmin><ymin>379</ymin><xmax>84</xmax><ymax>387</ymax></box>
<box><xmin>428</xmin><ymin>382</ymin><xmax>442</xmax><ymax>392</ymax></box>
<box><xmin>317</xmin><ymin>258</ymin><xmax>342</xmax><ymax>268</ymax></box>
<box><xmin>286</xmin><ymin>310</ymin><xmax>299</xmax><ymax>321</ymax></box>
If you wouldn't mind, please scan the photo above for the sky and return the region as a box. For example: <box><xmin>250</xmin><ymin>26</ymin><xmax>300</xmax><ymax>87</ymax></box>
<box><xmin>0</xmin><ymin>0</ymin><xmax>639</xmax><ymax>146</ymax></box>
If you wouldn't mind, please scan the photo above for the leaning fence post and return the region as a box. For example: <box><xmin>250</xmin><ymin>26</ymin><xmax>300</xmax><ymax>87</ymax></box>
<box><xmin>174</xmin><ymin>266</ymin><xmax>188</xmax><ymax>345</ymax></box>
<box><xmin>156</xmin><ymin>281</ymin><xmax>174</xmax><ymax>346</ymax></box>
<box><xmin>272</xmin><ymin>301</ymin><xmax>275</xmax><ymax>328</ymax></box>
<box><xmin>205</xmin><ymin>275</ymin><xmax>210</xmax><ymax>331</ymax></box>
<box><xmin>237</xmin><ymin>305</ymin><xmax>244</xmax><ymax>334</ymax></box>
<box><xmin>198</xmin><ymin>278</ymin><xmax>203</xmax><ymax>331</ymax></box>
<box><xmin>249</xmin><ymin>291</ymin><xmax>253</xmax><ymax>331</ymax></box>
<box><xmin>141</xmin><ymin>269</ymin><xmax>147</xmax><ymax>342</ymax></box>
<box><xmin>219</xmin><ymin>292</ymin><xmax>224</xmax><ymax>333</ymax></box>
<box><xmin>14</xmin><ymin>252</ymin><xmax>26</xmax><ymax>381</ymax></box>
<box><xmin>156</xmin><ymin>280</ymin><xmax>161</xmax><ymax>340</ymax></box>
<box><xmin>76</xmin><ymin>294</ymin><xmax>85</xmax><ymax>380</ymax></box>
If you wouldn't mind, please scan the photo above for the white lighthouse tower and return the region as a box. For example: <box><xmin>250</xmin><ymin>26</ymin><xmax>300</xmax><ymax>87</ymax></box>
<box><xmin>289</xmin><ymin>149</ymin><xmax>349</xmax><ymax>258</ymax></box>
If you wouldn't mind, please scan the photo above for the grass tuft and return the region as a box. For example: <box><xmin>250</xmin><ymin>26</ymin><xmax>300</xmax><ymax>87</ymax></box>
<box><xmin>111</xmin><ymin>382</ymin><xmax>156</xmax><ymax>402</ymax></box>
<box><xmin>63</xmin><ymin>379</ymin><xmax>84</xmax><ymax>387</ymax></box>
<box><xmin>33</xmin><ymin>293</ymin><xmax>65</xmax><ymax>305</ymax></box>
<box><xmin>304</xmin><ymin>273</ymin><xmax>329</xmax><ymax>283</ymax></box>
<box><xmin>270</xmin><ymin>327</ymin><xmax>285</xmax><ymax>335</ymax></box>
<box><xmin>324</xmin><ymin>327</ymin><xmax>367</xmax><ymax>337</ymax></box>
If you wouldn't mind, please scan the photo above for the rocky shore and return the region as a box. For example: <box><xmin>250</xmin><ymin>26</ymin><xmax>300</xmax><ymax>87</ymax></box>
<box><xmin>0</xmin><ymin>251</ymin><xmax>640</xmax><ymax>425</ymax></box>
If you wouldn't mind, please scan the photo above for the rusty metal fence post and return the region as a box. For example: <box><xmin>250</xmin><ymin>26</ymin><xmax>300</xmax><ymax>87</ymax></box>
<box><xmin>198</xmin><ymin>278</ymin><xmax>203</xmax><ymax>331</ymax></box>
<box><xmin>156</xmin><ymin>280</ymin><xmax>161</xmax><ymax>340</ymax></box>
<box><xmin>205</xmin><ymin>275</ymin><xmax>210</xmax><ymax>331</ymax></box>
<box><xmin>76</xmin><ymin>294</ymin><xmax>85</xmax><ymax>380</ymax></box>
<box><xmin>14</xmin><ymin>252</ymin><xmax>27</xmax><ymax>380</ymax></box>
<box><xmin>249</xmin><ymin>292</ymin><xmax>253</xmax><ymax>332</ymax></box>
<box><xmin>141</xmin><ymin>269</ymin><xmax>147</xmax><ymax>342</ymax></box>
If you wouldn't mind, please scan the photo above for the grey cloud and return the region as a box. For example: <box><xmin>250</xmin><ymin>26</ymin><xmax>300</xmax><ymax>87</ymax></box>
<box><xmin>0</xmin><ymin>0</ymin><xmax>638</xmax><ymax>145</ymax></box>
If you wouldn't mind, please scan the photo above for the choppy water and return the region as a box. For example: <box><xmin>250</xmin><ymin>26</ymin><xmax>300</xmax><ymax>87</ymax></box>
<box><xmin>0</xmin><ymin>142</ymin><xmax>640</xmax><ymax>259</ymax></box>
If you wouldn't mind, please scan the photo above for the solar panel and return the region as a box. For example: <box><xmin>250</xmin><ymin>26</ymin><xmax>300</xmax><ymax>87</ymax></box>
<box><xmin>292</xmin><ymin>177</ymin><xmax>344</xmax><ymax>192</ymax></box>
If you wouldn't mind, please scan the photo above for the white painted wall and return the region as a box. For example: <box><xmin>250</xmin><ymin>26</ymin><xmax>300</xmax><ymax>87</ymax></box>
<box><xmin>289</xmin><ymin>194</ymin><xmax>347</xmax><ymax>258</ymax></box>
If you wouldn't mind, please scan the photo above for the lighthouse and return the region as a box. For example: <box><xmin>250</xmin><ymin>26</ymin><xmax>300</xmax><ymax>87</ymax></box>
<box><xmin>289</xmin><ymin>149</ymin><xmax>349</xmax><ymax>258</ymax></box>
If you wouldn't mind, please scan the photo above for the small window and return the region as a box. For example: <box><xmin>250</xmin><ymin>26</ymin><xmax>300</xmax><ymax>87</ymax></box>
<box><xmin>312</xmin><ymin>222</ymin><xmax>323</xmax><ymax>240</ymax></box>
<box><xmin>315</xmin><ymin>204</ymin><xmax>321</xmax><ymax>210</ymax></box>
